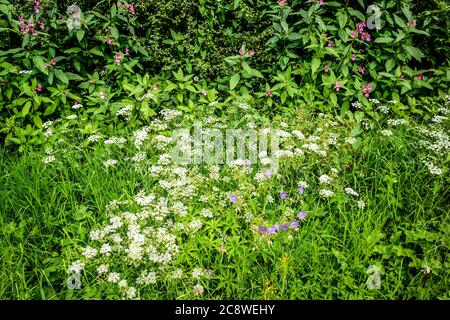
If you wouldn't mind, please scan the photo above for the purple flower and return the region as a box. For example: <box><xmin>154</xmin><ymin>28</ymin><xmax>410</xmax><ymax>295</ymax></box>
<box><xmin>281</xmin><ymin>224</ymin><xmax>288</xmax><ymax>231</ymax></box>
<box><xmin>229</xmin><ymin>195</ymin><xmax>237</xmax><ymax>203</ymax></box>
<box><xmin>259</xmin><ymin>226</ymin><xmax>268</xmax><ymax>233</ymax></box>
<box><xmin>280</xmin><ymin>192</ymin><xmax>288</xmax><ymax>199</ymax></box>
<box><xmin>298</xmin><ymin>186</ymin><xmax>304</xmax><ymax>194</ymax></box>
<box><xmin>267</xmin><ymin>227</ymin><xmax>277</xmax><ymax>235</ymax></box>
<box><xmin>297</xmin><ymin>211</ymin><xmax>307</xmax><ymax>220</ymax></box>
<box><xmin>272</xmin><ymin>224</ymin><xmax>280</xmax><ymax>231</ymax></box>
<box><xmin>290</xmin><ymin>220</ymin><xmax>299</xmax><ymax>229</ymax></box>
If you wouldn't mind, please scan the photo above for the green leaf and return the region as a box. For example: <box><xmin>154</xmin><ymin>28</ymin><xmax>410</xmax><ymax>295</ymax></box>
<box><xmin>311</xmin><ymin>57</ymin><xmax>321</xmax><ymax>75</ymax></box>
<box><xmin>233</xmin><ymin>0</ymin><xmax>240</xmax><ymax>9</ymax></box>
<box><xmin>76</xmin><ymin>29</ymin><xmax>85</xmax><ymax>42</ymax></box>
<box><xmin>251</xmin><ymin>69</ymin><xmax>264</xmax><ymax>79</ymax></box>
<box><xmin>33</xmin><ymin>115</ymin><xmax>43</xmax><ymax>128</ymax></box>
<box><xmin>65</xmin><ymin>72</ymin><xmax>84</xmax><ymax>81</ymax></box>
<box><xmin>281</xmin><ymin>20</ymin><xmax>288</xmax><ymax>33</ymax></box>
<box><xmin>315</xmin><ymin>16</ymin><xmax>327</xmax><ymax>31</ymax></box>
<box><xmin>64</xmin><ymin>48</ymin><xmax>82</xmax><ymax>54</ymax></box>
<box><xmin>22</xmin><ymin>101</ymin><xmax>31</xmax><ymax>117</ymax></box>
<box><xmin>337</xmin><ymin>12</ymin><xmax>348</xmax><ymax>29</ymax></box>
<box><xmin>374</xmin><ymin>37</ymin><xmax>394</xmax><ymax>44</ymax></box>
<box><xmin>386</xmin><ymin>59</ymin><xmax>395</xmax><ymax>72</ymax></box>
<box><xmin>110</xmin><ymin>26</ymin><xmax>119</xmax><ymax>39</ymax></box>
<box><xmin>32</xmin><ymin>56</ymin><xmax>48</xmax><ymax>75</ymax></box>
<box><xmin>90</xmin><ymin>48</ymin><xmax>104</xmax><ymax>57</ymax></box>
<box><xmin>403</xmin><ymin>45</ymin><xmax>424</xmax><ymax>62</ymax></box>
<box><xmin>287</xmin><ymin>33</ymin><xmax>301</xmax><ymax>40</ymax></box>
<box><xmin>54</xmin><ymin>69</ymin><xmax>69</xmax><ymax>84</ymax></box>
<box><xmin>401</xmin><ymin>5</ymin><xmax>413</xmax><ymax>22</ymax></box>
<box><xmin>229</xmin><ymin>73</ymin><xmax>240</xmax><ymax>91</ymax></box>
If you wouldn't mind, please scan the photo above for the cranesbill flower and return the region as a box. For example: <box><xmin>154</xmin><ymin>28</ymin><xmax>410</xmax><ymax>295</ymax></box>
<box><xmin>229</xmin><ymin>195</ymin><xmax>237</xmax><ymax>203</ymax></box>
<box><xmin>239</xmin><ymin>49</ymin><xmax>245</xmax><ymax>55</ymax></box>
<box><xmin>267</xmin><ymin>227</ymin><xmax>277</xmax><ymax>235</ymax></box>
<box><xmin>297</xmin><ymin>211</ymin><xmax>307</xmax><ymax>220</ymax></box>
<box><xmin>281</xmin><ymin>224</ymin><xmax>288</xmax><ymax>231</ymax></box>
<box><xmin>289</xmin><ymin>220</ymin><xmax>299</xmax><ymax>229</ymax></box>
<box><xmin>259</xmin><ymin>226</ymin><xmax>268</xmax><ymax>233</ymax></box>
<box><xmin>280</xmin><ymin>192</ymin><xmax>288</xmax><ymax>199</ymax></box>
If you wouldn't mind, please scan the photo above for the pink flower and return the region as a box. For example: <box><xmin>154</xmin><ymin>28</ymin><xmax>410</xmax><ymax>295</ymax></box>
<box><xmin>37</xmin><ymin>83</ymin><xmax>43</xmax><ymax>92</ymax></box>
<box><xmin>407</xmin><ymin>21</ymin><xmax>415</xmax><ymax>27</ymax></box>
<box><xmin>324</xmin><ymin>64</ymin><xmax>330</xmax><ymax>73</ymax></box>
<box><xmin>239</xmin><ymin>49</ymin><xmax>245</xmax><ymax>55</ymax></box>
<box><xmin>50</xmin><ymin>58</ymin><xmax>56</xmax><ymax>66</ymax></box>
<box><xmin>335</xmin><ymin>81</ymin><xmax>341</xmax><ymax>91</ymax></box>
<box><xmin>128</xmin><ymin>4</ymin><xmax>135</xmax><ymax>15</ymax></box>
<box><xmin>418</xmin><ymin>74</ymin><xmax>423</xmax><ymax>81</ymax></box>
<box><xmin>28</xmin><ymin>19</ymin><xmax>34</xmax><ymax>27</ymax></box>
<box><xmin>362</xmin><ymin>83</ymin><xmax>372</xmax><ymax>97</ymax></box>
<box><xmin>248</xmin><ymin>49</ymin><xmax>254</xmax><ymax>56</ymax></box>
<box><xmin>115</xmin><ymin>52</ymin><xmax>122</xmax><ymax>64</ymax></box>
<box><xmin>361</xmin><ymin>32</ymin><xmax>371</xmax><ymax>42</ymax></box>
<box><xmin>265</xmin><ymin>91</ymin><xmax>273</xmax><ymax>97</ymax></box>
<box><xmin>351</xmin><ymin>54</ymin><xmax>357</xmax><ymax>62</ymax></box>
<box><xmin>327</xmin><ymin>40</ymin><xmax>334</xmax><ymax>47</ymax></box>
<box><xmin>19</xmin><ymin>17</ymin><xmax>24</xmax><ymax>25</ymax></box>
<box><xmin>358</xmin><ymin>66</ymin><xmax>365</xmax><ymax>74</ymax></box>
<box><xmin>125</xmin><ymin>48</ymin><xmax>130</xmax><ymax>56</ymax></box>
<box><xmin>39</xmin><ymin>22</ymin><xmax>45</xmax><ymax>30</ymax></box>
<box><xmin>357</xmin><ymin>22</ymin><xmax>366</xmax><ymax>34</ymax></box>
<box><xmin>351</xmin><ymin>30</ymin><xmax>357</xmax><ymax>39</ymax></box>
<box><xmin>278</xmin><ymin>0</ymin><xmax>287</xmax><ymax>7</ymax></box>
<box><xmin>107</xmin><ymin>38</ymin><xmax>113</xmax><ymax>45</ymax></box>
<box><xmin>34</xmin><ymin>0</ymin><xmax>41</xmax><ymax>14</ymax></box>
<box><xmin>320</xmin><ymin>0</ymin><xmax>324</xmax><ymax>5</ymax></box>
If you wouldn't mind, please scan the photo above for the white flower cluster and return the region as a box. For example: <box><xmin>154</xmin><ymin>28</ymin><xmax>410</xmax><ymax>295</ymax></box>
<box><xmin>117</xmin><ymin>105</ymin><xmax>133</xmax><ymax>119</ymax></box>
<box><xmin>345</xmin><ymin>187</ymin><xmax>359</xmax><ymax>197</ymax></box>
<box><xmin>387</xmin><ymin>119</ymin><xmax>408</xmax><ymax>126</ymax></box>
<box><xmin>423</xmin><ymin>161</ymin><xmax>442</xmax><ymax>175</ymax></box>
<box><xmin>104</xmin><ymin>137</ymin><xmax>127</xmax><ymax>145</ymax></box>
<box><xmin>103</xmin><ymin>159</ymin><xmax>118</xmax><ymax>167</ymax></box>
